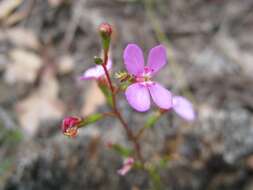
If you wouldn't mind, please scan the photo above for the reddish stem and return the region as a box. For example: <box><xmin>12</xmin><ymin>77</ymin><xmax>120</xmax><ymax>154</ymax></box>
<box><xmin>101</xmin><ymin>50</ymin><xmax>144</xmax><ymax>162</ymax></box>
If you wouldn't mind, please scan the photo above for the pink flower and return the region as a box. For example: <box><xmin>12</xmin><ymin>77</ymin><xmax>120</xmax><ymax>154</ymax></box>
<box><xmin>61</xmin><ymin>116</ymin><xmax>81</xmax><ymax>138</ymax></box>
<box><xmin>172</xmin><ymin>96</ymin><xmax>196</xmax><ymax>121</ymax></box>
<box><xmin>80</xmin><ymin>59</ymin><xmax>112</xmax><ymax>80</ymax></box>
<box><xmin>117</xmin><ymin>157</ymin><xmax>134</xmax><ymax>176</ymax></box>
<box><xmin>124</xmin><ymin>44</ymin><xmax>172</xmax><ymax>112</ymax></box>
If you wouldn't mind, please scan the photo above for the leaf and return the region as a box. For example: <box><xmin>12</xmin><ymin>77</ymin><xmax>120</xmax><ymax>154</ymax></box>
<box><xmin>144</xmin><ymin>112</ymin><xmax>161</xmax><ymax>129</ymax></box>
<box><xmin>110</xmin><ymin>143</ymin><xmax>133</xmax><ymax>157</ymax></box>
<box><xmin>98</xmin><ymin>81</ymin><xmax>113</xmax><ymax>107</ymax></box>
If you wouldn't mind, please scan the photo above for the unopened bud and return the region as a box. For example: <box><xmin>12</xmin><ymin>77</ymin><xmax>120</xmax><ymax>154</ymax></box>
<box><xmin>94</xmin><ymin>56</ymin><xmax>103</xmax><ymax>65</ymax></box>
<box><xmin>61</xmin><ymin>116</ymin><xmax>81</xmax><ymax>138</ymax></box>
<box><xmin>99</xmin><ymin>22</ymin><xmax>112</xmax><ymax>52</ymax></box>
<box><xmin>99</xmin><ymin>22</ymin><xmax>112</xmax><ymax>38</ymax></box>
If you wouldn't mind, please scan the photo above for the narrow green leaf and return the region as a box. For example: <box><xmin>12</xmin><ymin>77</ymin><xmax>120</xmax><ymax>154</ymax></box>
<box><xmin>144</xmin><ymin>112</ymin><xmax>161</xmax><ymax>129</ymax></box>
<box><xmin>98</xmin><ymin>82</ymin><xmax>113</xmax><ymax>107</ymax></box>
<box><xmin>111</xmin><ymin>143</ymin><xmax>133</xmax><ymax>157</ymax></box>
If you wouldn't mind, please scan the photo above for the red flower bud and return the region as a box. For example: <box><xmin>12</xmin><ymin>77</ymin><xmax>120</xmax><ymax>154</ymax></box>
<box><xmin>99</xmin><ymin>22</ymin><xmax>112</xmax><ymax>38</ymax></box>
<box><xmin>61</xmin><ymin>116</ymin><xmax>81</xmax><ymax>138</ymax></box>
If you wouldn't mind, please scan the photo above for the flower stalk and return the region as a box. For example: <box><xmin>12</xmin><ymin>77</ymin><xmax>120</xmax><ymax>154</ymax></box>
<box><xmin>99</xmin><ymin>24</ymin><xmax>144</xmax><ymax>162</ymax></box>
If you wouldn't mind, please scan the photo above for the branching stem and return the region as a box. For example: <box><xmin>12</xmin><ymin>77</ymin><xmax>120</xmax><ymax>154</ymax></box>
<box><xmin>101</xmin><ymin>49</ymin><xmax>144</xmax><ymax>162</ymax></box>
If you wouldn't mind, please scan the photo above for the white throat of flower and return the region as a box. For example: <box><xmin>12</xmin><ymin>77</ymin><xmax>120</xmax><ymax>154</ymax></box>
<box><xmin>135</xmin><ymin>67</ymin><xmax>154</xmax><ymax>86</ymax></box>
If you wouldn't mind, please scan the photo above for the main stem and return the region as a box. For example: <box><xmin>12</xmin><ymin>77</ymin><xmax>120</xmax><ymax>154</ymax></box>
<box><xmin>101</xmin><ymin>50</ymin><xmax>144</xmax><ymax>162</ymax></box>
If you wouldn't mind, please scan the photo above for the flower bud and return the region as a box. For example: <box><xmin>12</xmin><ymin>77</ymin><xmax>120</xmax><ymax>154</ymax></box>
<box><xmin>61</xmin><ymin>116</ymin><xmax>81</xmax><ymax>138</ymax></box>
<box><xmin>94</xmin><ymin>56</ymin><xmax>103</xmax><ymax>65</ymax></box>
<box><xmin>99</xmin><ymin>23</ymin><xmax>112</xmax><ymax>38</ymax></box>
<box><xmin>99</xmin><ymin>22</ymin><xmax>112</xmax><ymax>52</ymax></box>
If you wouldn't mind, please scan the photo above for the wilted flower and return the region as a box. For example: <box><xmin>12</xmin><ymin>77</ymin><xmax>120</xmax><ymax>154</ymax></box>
<box><xmin>80</xmin><ymin>59</ymin><xmax>112</xmax><ymax>80</ymax></box>
<box><xmin>117</xmin><ymin>157</ymin><xmax>134</xmax><ymax>176</ymax></box>
<box><xmin>123</xmin><ymin>44</ymin><xmax>172</xmax><ymax>112</ymax></box>
<box><xmin>61</xmin><ymin>116</ymin><xmax>81</xmax><ymax>138</ymax></box>
<box><xmin>172</xmin><ymin>96</ymin><xmax>195</xmax><ymax>121</ymax></box>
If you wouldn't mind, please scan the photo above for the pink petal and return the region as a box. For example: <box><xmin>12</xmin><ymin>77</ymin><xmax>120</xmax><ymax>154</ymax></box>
<box><xmin>123</xmin><ymin>44</ymin><xmax>144</xmax><ymax>75</ymax></box>
<box><xmin>118</xmin><ymin>165</ymin><xmax>132</xmax><ymax>176</ymax></box>
<box><xmin>125</xmin><ymin>83</ymin><xmax>150</xmax><ymax>112</ymax></box>
<box><xmin>117</xmin><ymin>157</ymin><xmax>134</xmax><ymax>176</ymax></box>
<box><xmin>172</xmin><ymin>96</ymin><xmax>195</xmax><ymax>121</ymax></box>
<box><xmin>147</xmin><ymin>45</ymin><xmax>167</xmax><ymax>76</ymax></box>
<box><xmin>106</xmin><ymin>58</ymin><xmax>112</xmax><ymax>70</ymax></box>
<box><xmin>124</xmin><ymin>157</ymin><xmax>134</xmax><ymax>165</ymax></box>
<box><xmin>148</xmin><ymin>82</ymin><xmax>172</xmax><ymax>109</ymax></box>
<box><xmin>80</xmin><ymin>59</ymin><xmax>112</xmax><ymax>80</ymax></box>
<box><xmin>79</xmin><ymin>65</ymin><xmax>103</xmax><ymax>80</ymax></box>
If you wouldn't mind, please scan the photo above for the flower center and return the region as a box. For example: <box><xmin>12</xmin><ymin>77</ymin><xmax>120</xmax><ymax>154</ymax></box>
<box><xmin>64</xmin><ymin>126</ymin><xmax>78</xmax><ymax>138</ymax></box>
<box><xmin>135</xmin><ymin>67</ymin><xmax>154</xmax><ymax>85</ymax></box>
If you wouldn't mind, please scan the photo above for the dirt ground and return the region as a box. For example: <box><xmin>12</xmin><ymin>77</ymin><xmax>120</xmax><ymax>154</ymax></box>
<box><xmin>0</xmin><ymin>0</ymin><xmax>253</xmax><ymax>190</ymax></box>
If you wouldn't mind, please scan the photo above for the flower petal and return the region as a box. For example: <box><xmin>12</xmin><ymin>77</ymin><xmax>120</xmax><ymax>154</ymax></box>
<box><xmin>147</xmin><ymin>45</ymin><xmax>167</xmax><ymax>76</ymax></box>
<box><xmin>123</xmin><ymin>44</ymin><xmax>144</xmax><ymax>75</ymax></box>
<box><xmin>117</xmin><ymin>157</ymin><xmax>134</xmax><ymax>176</ymax></box>
<box><xmin>125</xmin><ymin>83</ymin><xmax>150</xmax><ymax>112</ymax></box>
<box><xmin>118</xmin><ymin>165</ymin><xmax>132</xmax><ymax>176</ymax></box>
<box><xmin>79</xmin><ymin>65</ymin><xmax>104</xmax><ymax>80</ymax></box>
<box><xmin>172</xmin><ymin>96</ymin><xmax>195</xmax><ymax>121</ymax></box>
<box><xmin>80</xmin><ymin>59</ymin><xmax>112</xmax><ymax>80</ymax></box>
<box><xmin>106</xmin><ymin>58</ymin><xmax>112</xmax><ymax>70</ymax></box>
<box><xmin>148</xmin><ymin>82</ymin><xmax>172</xmax><ymax>109</ymax></box>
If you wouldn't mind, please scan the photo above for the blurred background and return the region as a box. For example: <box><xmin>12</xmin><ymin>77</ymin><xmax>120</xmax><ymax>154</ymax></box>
<box><xmin>0</xmin><ymin>0</ymin><xmax>253</xmax><ymax>189</ymax></box>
